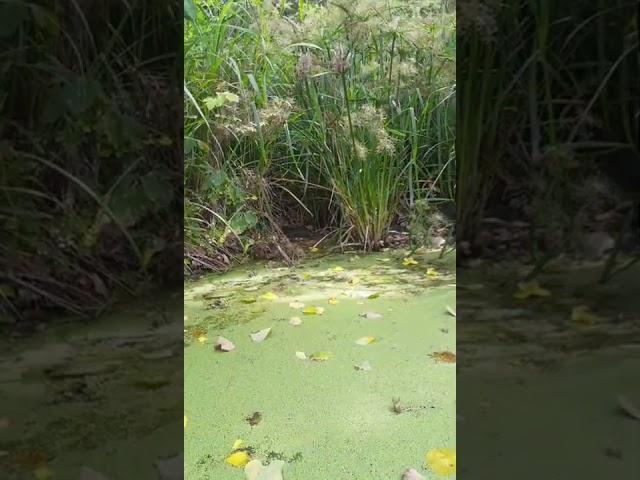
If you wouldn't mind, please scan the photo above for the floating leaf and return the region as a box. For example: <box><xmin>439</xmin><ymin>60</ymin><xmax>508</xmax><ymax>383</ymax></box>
<box><xmin>303</xmin><ymin>306</ymin><xmax>324</xmax><ymax>315</ymax></box>
<box><xmin>617</xmin><ymin>394</ymin><xmax>640</xmax><ymax>421</ymax></box>
<box><xmin>34</xmin><ymin>466</ymin><xmax>54</xmax><ymax>480</ymax></box>
<box><xmin>155</xmin><ymin>453</ymin><xmax>183</xmax><ymax>480</ymax></box>
<box><xmin>367</xmin><ymin>293</ymin><xmax>380</xmax><ymax>299</ymax></box>
<box><xmin>197</xmin><ymin>335</ymin><xmax>207</xmax><ymax>344</ymax></box>
<box><xmin>359</xmin><ymin>312</ymin><xmax>382</xmax><ymax>319</ymax></box>
<box><xmin>214</xmin><ymin>336</ymin><xmax>235</xmax><ymax>352</ymax></box>
<box><xmin>445</xmin><ymin>306</ymin><xmax>456</xmax><ymax>317</ymax></box>
<box><xmin>302</xmin><ymin>272</ymin><xmax>312</xmax><ymax>280</ymax></box>
<box><xmin>226</xmin><ymin>450</ymin><xmax>251</xmax><ymax>468</ymax></box>
<box><xmin>309</xmin><ymin>246</ymin><xmax>319</xmax><ymax>253</ymax></box>
<box><xmin>289</xmin><ymin>301</ymin><xmax>304</xmax><ymax>309</ymax></box>
<box><xmin>14</xmin><ymin>450</ymin><xmax>47</xmax><ymax>469</ymax></box>
<box><xmin>244</xmin><ymin>459</ymin><xmax>285</xmax><ymax>480</ymax></box>
<box><xmin>513</xmin><ymin>281</ymin><xmax>550</xmax><ymax>299</ymax></box>
<box><xmin>430</xmin><ymin>351</ymin><xmax>456</xmax><ymax>363</ymax></box>
<box><xmin>354</xmin><ymin>361</ymin><xmax>372</xmax><ymax>371</ymax></box>
<box><xmin>355</xmin><ymin>336</ymin><xmax>376</xmax><ymax>345</ymax></box>
<box><xmin>328</xmin><ymin>298</ymin><xmax>339</xmax><ymax>305</ymax></box>
<box><xmin>426</xmin><ymin>267</ymin><xmax>439</xmax><ymax>277</ymax></box>
<box><xmin>289</xmin><ymin>317</ymin><xmax>302</xmax><ymax>326</ymax></box>
<box><xmin>232</xmin><ymin>439</ymin><xmax>244</xmax><ymax>450</ymax></box>
<box><xmin>78</xmin><ymin>466</ymin><xmax>111</xmax><ymax>480</ymax></box>
<box><xmin>332</xmin><ymin>266</ymin><xmax>344</xmax><ymax>272</ymax></box>
<box><xmin>250</xmin><ymin>328</ymin><xmax>272</xmax><ymax>343</ymax></box>
<box><xmin>309</xmin><ymin>351</ymin><xmax>332</xmax><ymax>362</ymax></box>
<box><xmin>295</xmin><ymin>351</ymin><xmax>307</xmax><ymax>360</ymax></box>
<box><xmin>245</xmin><ymin>411</ymin><xmax>262</xmax><ymax>427</ymax></box>
<box><xmin>571</xmin><ymin>305</ymin><xmax>598</xmax><ymax>325</ymax></box>
<box><xmin>402</xmin><ymin>468</ymin><xmax>425</xmax><ymax>480</ymax></box>
<box><xmin>426</xmin><ymin>448</ymin><xmax>456</xmax><ymax>476</ymax></box>
<box><xmin>403</xmin><ymin>257</ymin><xmax>418</xmax><ymax>266</ymax></box>
<box><xmin>259</xmin><ymin>292</ymin><xmax>278</xmax><ymax>301</ymax></box>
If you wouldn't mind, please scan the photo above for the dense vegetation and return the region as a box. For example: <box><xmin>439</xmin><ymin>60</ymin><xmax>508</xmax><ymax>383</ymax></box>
<box><xmin>1</xmin><ymin>1</ymin><xmax>182</xmax><ymax>320</ymax></box>
<box><xmin>458</xmin><ymin>0</ymin><xmax>639</xmax><ymax>257</ymax></box>
<box><xmin>184</xmin><ymin>0</ymin><xmax>456</xmax><ymax>273</ymax></box>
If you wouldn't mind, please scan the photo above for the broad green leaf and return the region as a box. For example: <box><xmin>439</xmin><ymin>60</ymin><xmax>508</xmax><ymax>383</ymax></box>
<box><xmin>184</xmin><ymin>0</ymin><xmax>197</xmax><ymax>21</ymax></box>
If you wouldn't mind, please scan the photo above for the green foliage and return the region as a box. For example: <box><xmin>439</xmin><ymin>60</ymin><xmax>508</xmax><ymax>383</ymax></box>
<box><xmin>457</xmin><ymin>0</ymin><xmax>640</xmax><ymax>242</ymax></box>
<box><xmin>184</xmin><ymin>0</ymin><xmax>456</xmax><ymax>261</ymax></box>
<box><xmin>1</xmin><ymin>1</ymin><xmax>181</xmax><ymax>316</ymax></box>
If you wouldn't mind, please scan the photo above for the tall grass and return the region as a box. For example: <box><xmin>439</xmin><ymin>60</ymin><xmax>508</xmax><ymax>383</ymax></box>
<box><xmin>1</xmin><ymin>1</ymin><xmax>181</xmax><ymax>317</ymax></box>
<box><xmin>184</xmin><ymin>0</ymin><xmax>456</xmax><ymax>262</ymax></box>
<box><xmin>457</xmin><ymin>0</ymin><xmax>639</xmax><ymax>244</ymax></box>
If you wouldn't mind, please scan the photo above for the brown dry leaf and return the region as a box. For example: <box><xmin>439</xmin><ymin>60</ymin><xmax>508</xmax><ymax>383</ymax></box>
<box><xmin>430</xmin><ymin>351</ymin><xmax>456</xmax><ymax>363</ymax></box>
<box><xmin>245</xmin><ymin>411</ymin><xmax>262</xmax><ymax>427</ymax></box>
<box><xmin>14</xmin><ymin>450</ymin><xmax>48</xmax><ymax>469</ymax></box>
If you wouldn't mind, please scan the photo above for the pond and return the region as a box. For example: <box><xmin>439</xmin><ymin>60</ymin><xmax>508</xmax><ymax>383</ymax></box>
<box><xmin>184</xmin><ymin>250</ymin><xmax>456</xmax><ymax>479</ymax></box>
<box><xmin>0</xmin><ymin>293</ymin><xmax>183</xmax><ymax>479</ymax></box>
<box><xmin>457</xmin><ymin>257</ymin><xmax>640</xmax><ymax>478</ymax></box>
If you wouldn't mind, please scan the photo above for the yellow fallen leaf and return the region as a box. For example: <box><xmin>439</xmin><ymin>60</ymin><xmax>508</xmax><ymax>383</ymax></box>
<box><xmin>302</xmin><ymin>272</ymin><xmax>312</xmax><ymax>280</ymax></box>
<box><xmin>232</xmin><ymin>439</ymin><xmax>243</xmax><ymax>450</ymax></box>
<box><xmin>197</xmin><ymin>335</ymin><xmax>207</xmax><ymax>344</ymax></box>
<box><xmin>225</xmin><ymin>450</ymin><xmax>250</xmax><ymax>468</ymax></box>
<box><xmin>332</xmin><ymin>266</ymin><xmax>344</xmax><ymax>272</ymax></box>
<box><xmin>303</xmin><ymin>306</ymin><xmax>324</xmax><ymax>315</ymax></box>
<box><xmin>309</xmin><ymin>351</ymin><xmax>332</xmax><ymax>361</ymax></box>
<box><xmin>403</xmin><ymin>257</ymin><xmax>418</xmax><ymax>266</ymax></box>
<box><xmin>355</xmin><ymin>336</ymin><xmax>376</xmax><ymax>345</ymax></box>
<box><xmin>571</xmin><ymin>305</ymin><xmax>598</xmax><ymax>325</ymax></box>
<box><xmin>184</xmin><ymin>415</ymin><xmax>188</xmax><ymax>428</ymax></box>
<box><xmin>328</xmin><ymin>298</ymin><xmax>339</xmax><ymax>305</ymax></box>
<box><xmin>34</xmin><ymin>466</ymin><xmax>54</xmax><ymax>480</ymax></box>
<box><xmin>259</xmin><ymin>292</ymin><xmax>278</xmax><ymax>301</ymax></box>
<box><xmin>426</xmin><ymin>267</ymin><xmax>439</xmax><ymax>277</ymax></box>
<box><xmin>309</xmin><ymin>246</ymin><xmax>319</xmax><ymax>253</ymax></box>
<box><xmin>513</xmin><ymin>280</ymin><xmax>551</xmax><ymax>300</ymax></box>
<box><xmin>426</xmin><ymin>448</ymin><xmax>456</xmax><ymax>476</ymax></box>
